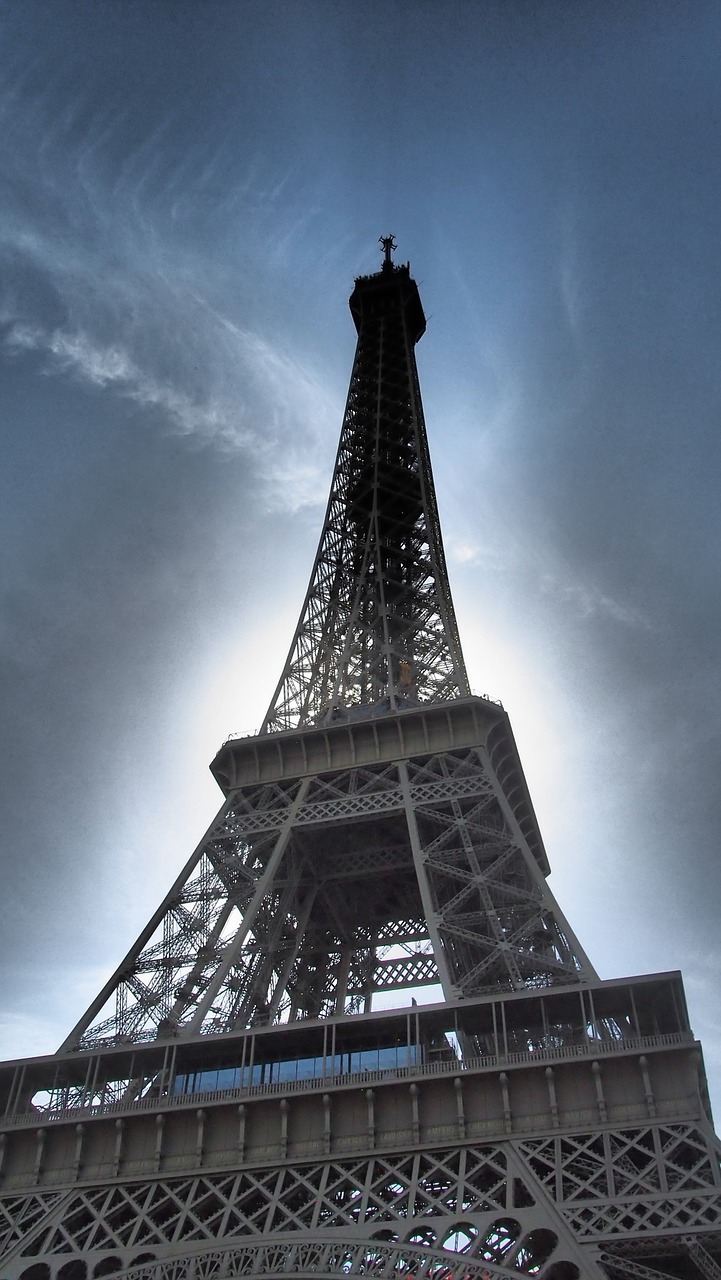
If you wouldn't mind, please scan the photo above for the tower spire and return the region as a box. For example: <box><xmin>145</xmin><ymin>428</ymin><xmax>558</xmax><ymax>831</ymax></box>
<box><xmin>262</xmin><ymin>249</ymin><xmax>469</xmax><ymax>733</ymax></box>
<box><xmin>379</xmin><ymin>232</ymin><xmax>397</xmax><ymax>270</ymax></box>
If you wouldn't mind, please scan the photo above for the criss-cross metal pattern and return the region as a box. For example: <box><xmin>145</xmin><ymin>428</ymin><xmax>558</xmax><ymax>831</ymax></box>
<box><xmin>56</xmin><ymin>251</ymin><xmax>591</xmax><ymax>1054</ymax></box>
<box><xmin>3</xmin><ymin>1122</ymin><xmax>721</xmax><ymax>1279</ymax></box>
<box><xmin>261</xmin><ymin>260</ymin><xmax>468</xmax><ymax>733</ymax></box>
<box><xmin>59</xmin><ymin>734</ymin><xmax>593</xmax><ymax>1053</ymax></box>
<box><xmin>2</xmin><ymin>246</ymin><xmax>721</xmax><ymax>1279</ymax></box>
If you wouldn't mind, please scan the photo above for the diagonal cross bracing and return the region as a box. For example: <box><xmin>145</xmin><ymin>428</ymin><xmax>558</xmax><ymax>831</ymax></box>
<box><xmin>262</xmin><ymin>263</ymin><xmax>469</xmax><ymax>733</ymax></box>
<box><xmin>60</xmin><ymin>715</ymin><xmax>594</xmax><ymax>1050</ymax></box>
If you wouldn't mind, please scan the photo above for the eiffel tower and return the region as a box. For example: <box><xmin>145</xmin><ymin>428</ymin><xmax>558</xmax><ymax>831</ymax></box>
<box><xmin>1</xmin><ymin>239</ymin><xmax>720</xmax><ymax>1280</ymax></box>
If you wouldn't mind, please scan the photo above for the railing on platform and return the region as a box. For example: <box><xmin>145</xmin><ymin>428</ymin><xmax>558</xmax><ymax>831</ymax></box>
<box><xmin>5</xmin><ymin>1030</ymin><xmax>694</xmax><ymax>1129</ymax></box>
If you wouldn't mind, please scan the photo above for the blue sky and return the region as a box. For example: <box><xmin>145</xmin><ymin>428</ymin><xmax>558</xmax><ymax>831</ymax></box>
<box><xmin>1</xmin><ymin>0</ymin><xmax>721</xmax><ymax>1111</ymax></box>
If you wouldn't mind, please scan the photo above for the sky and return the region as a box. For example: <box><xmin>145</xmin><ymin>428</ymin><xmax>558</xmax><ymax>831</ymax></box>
<box><xmin>1</xmin><ymin>0</ymin><xmax>720</xmax><ymax>1113</ymax></box>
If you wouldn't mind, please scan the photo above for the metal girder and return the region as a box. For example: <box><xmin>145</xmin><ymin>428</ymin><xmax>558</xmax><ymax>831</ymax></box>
<box><xmin>59</xmin><ymin>738</ymin><xmax>595</xmax><ymax>1050</ymax></box>
<box><xmin>5</xmin><ymin>1104</ymin><xmax>721</xmax><ymax>1278</ymax></box>
<box><xmin>261</xmin><ymin>263</ymin><xmax>469</xmax><ymax>733</ymax></box>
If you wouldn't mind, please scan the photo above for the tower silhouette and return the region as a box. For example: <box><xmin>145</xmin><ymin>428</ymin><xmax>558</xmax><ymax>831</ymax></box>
<box><xmin>1</xmin><ymin>241</ymin><xmax>720</xmax><ymax>1280</ymax></box>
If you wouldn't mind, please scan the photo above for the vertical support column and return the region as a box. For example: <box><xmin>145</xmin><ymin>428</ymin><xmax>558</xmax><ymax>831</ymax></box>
<box><xmin>366</xmin><ymin>1090</ymin><xmax>376</xmax><ymax>1147</ymax></box>
<box><xmin>6</xmin><ymin>1064</ymin><xmax>26</xmax><ymax>1119</ymax></box>
<box><xmin>591</xmin><ymin>1062</ymin><xmax>607</xmax><ymax>1123</ymax></box>
<box><xmin>639</xmin><ymin>1056</ymin><xmax>657</xmax><ymax>1118</ymax></box>
<box><xmin>73</xmin><ymin>1123</ymin><xmax>85</xmax><ymax>1179</ymax></box>
<box><xmin>34</xmin><ymin>1129</ymin><xmax>45</xmax><ymax>1185</ymax></box>
<box><xmin>398</xmin><ymin>762</ymin><xmax>460</xmax><ymax>1001</ymax></box>
<box><xmin>545</xmin><ymin>1067</ymin><xmax>559</xmax><ymax>1128</ymax></box>
<box><xmin>410</xmin><ymin>1083</ymin><xmax>420</xmax><ymax>1144</ymax></box>
<box><xmin>603</xmin><ymin>1130</ymin><xmax>616</xmax><ymax>1199</ymax></box>
<box><xmin>113</xmin><ymin>1119</ymin><xmax>124</xmax><ymax>1176</ymax></box>
<box><xmin>334</xmin><ymin>945</ymin><xmax>353</xmax><ymax>1015</ymax></box>
<box><xmin>153</xmin><ymin>1114</ymin><xmax>165</xmax><ymax>1173</ymax></box>
<box><xmin>499</xmin><ymin>1073</ymin><xmax>512</xmax><ymax>1134</ymax></box>
<box><xmin>196</xmin><ymin>1109</ymin><xmax>206</xmax><ymax>1165</ymax></box>
<box><xmin>237</xmin><ymin>1105</ymin><xmax>246</xmax><ymax>1162</ymax></box>
<box><xmin>279</xmin><ymin>1099</ymin><xmax>289</xmax><ymax>1159</ymax></box>
<box><xmin>554</xmin><ymin>1136</ymin><xmax>564</xmax><ymax>1204</ymax></box>
<box><xmin>454</xmin><ymin>1078</ymin><xmax>466</xmax><ymax>1139</ymax></box>
<box><xmin>323</xmin><ymin>1094</ymin><xmax>332</xmax><ymax>1155</ymax></box>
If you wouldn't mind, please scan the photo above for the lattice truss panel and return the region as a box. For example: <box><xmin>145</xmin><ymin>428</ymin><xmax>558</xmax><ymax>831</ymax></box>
<box><xmin>0</xmin><ymin>1144</ymin><xmax>588</xmax><ymax>1278</ymax></box>
<box><xmin>3</xmin><ymin>1128</ymin><xmax>721</xmax><ymax>1279</ymax></box>
<box><xmin>520</xmin><ymin>1124</ymin><xmax>721</xmax><ymax>1235</ymax></box>
<box><xmin>65</xmin><ymin>745</ymin><xmax>591</xmax><ymax>1054</ymax></box>
<box><xmin>262</xmin><ymin>266</ymin><xmax>469</xmax><ymax>734</ymax></box>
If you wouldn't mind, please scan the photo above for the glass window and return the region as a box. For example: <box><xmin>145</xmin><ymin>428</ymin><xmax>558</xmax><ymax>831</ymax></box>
<box><xmin>275</xmin><ymin>1059</ymin><xmax>298</xmax><ymax>1082</ymax></box>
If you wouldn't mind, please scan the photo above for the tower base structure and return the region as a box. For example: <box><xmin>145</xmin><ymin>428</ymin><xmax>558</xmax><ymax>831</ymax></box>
<box><xmin>0</xmin><ymin>979</ymin><xmax>718</xmax><ymax>1279</ymax></box>
<box><xmin>1</xmin><ymin>704</ymin><xmax>720</xmax><ymax>1279</ymax></box>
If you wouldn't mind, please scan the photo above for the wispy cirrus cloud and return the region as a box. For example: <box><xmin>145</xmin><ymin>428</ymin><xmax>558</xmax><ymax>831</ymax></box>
<box><xmin>0</xmin><ymin>70</ymin><xmax>336</xmax><ymax>511</ymax></box>
<box><xmin>447</xmin><ymin>532</ymin><xmax>651</xmax><ymax>631</ymax></box>
<box><xmin>2</xmin><ymin>300</ymin><xmax>337</xmax><ymax>512</ymax></box>
<box><xmin>5</xmin><ymin>320</ymin><xmax>246</xmax><ymax>444</ymax></box>
<box><xmin>537</xmin><ymin>569</ymin><xmax>652</xmax><ymax>629</ymax></box>
<box><xmin>3</xmin><ymin>312</ymin><xmax>335</xmax><ymax>490</ymax></box>
<box><xmin>1</xmin><ymin>248</ymin><xmax>337</xmax><ymax>501</ymax></box>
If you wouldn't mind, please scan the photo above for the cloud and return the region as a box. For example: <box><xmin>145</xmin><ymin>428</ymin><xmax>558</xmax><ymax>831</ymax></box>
<box><xmin>0</xmin><ymin>1010</ymin><xmax>61</xmax><ymax>1063</ymax></box>
<box><xmin>0</xmin><ymin>244</ymin><xmax>337</xmax><ymax>503</ymax></box>
<box><xmin>5</xmin><ymin>318</ymin><xmax>272</xmax><ymax>450</ymax></box>
<box><xmin>0</xmin><ymin>64</ymin><xmax>338</xmax><ymax>511</ymax></box>
<box><xmin>2</xmin><ymin>306</ymin><xmax>336</xmax><ymax>512</ymax></box>
<box><xmin>558</xmin><ymin>199</ymin><xmax>587</xmax><ymax>354</ymax></box>
<box><xmin>446</xmin><ymin>529</ymin><xmax>651</xmax><ymax>631</ymax></box>
<box><xmin>538</xmin><ymin>569</ymin><xmax>652</xmax><ymax>629</ymax></box>
<box><xmin>447</xmin><ymin>541</ymin><xmax>485</xmax><ymax>567</ymax></box>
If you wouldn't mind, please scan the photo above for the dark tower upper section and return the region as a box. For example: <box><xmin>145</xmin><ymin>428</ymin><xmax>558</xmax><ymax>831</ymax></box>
<box><xmin>349</xmin><ymin>261</ymin><xmax>426</xmax><ymax>345</ymax></box>
<box><xmin>262</xmin><ymin>246</ymin><xmax>469</xmax><ymax>733</ymax></box>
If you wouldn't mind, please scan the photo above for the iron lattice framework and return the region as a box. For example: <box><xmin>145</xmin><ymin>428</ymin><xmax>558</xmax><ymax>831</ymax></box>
<box><xmin>1</xmin><ymin>241</ymin><xmax>720</xmax><ymax>1280</ymax></box>
<box><xmin>262</xmin><ymin>250</ymin><xmax>469</xmax><ymax>732</ymax></box>
<box><xmin>57</xmin><ymin>702</ymin><xmax>594</xmax><ymax>1052</ymax></box>
<box><xmin>3</xmin><ymin>1126</ymin><xmax>721</xmax><ymax>1280</ymax></box>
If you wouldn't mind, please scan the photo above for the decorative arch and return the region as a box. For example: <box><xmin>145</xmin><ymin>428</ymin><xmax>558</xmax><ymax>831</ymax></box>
<box><xmin>109</xmin><ymin>1234</ymin><xmax>580</xmax><ymax>1280</ymax></box>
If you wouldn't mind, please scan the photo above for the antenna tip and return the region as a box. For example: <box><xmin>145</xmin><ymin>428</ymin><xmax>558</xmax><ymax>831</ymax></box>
<box><xmin>379</xmin><ymin>235</ymin><xmax>397</xmax><ymax>270</ymax></box>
